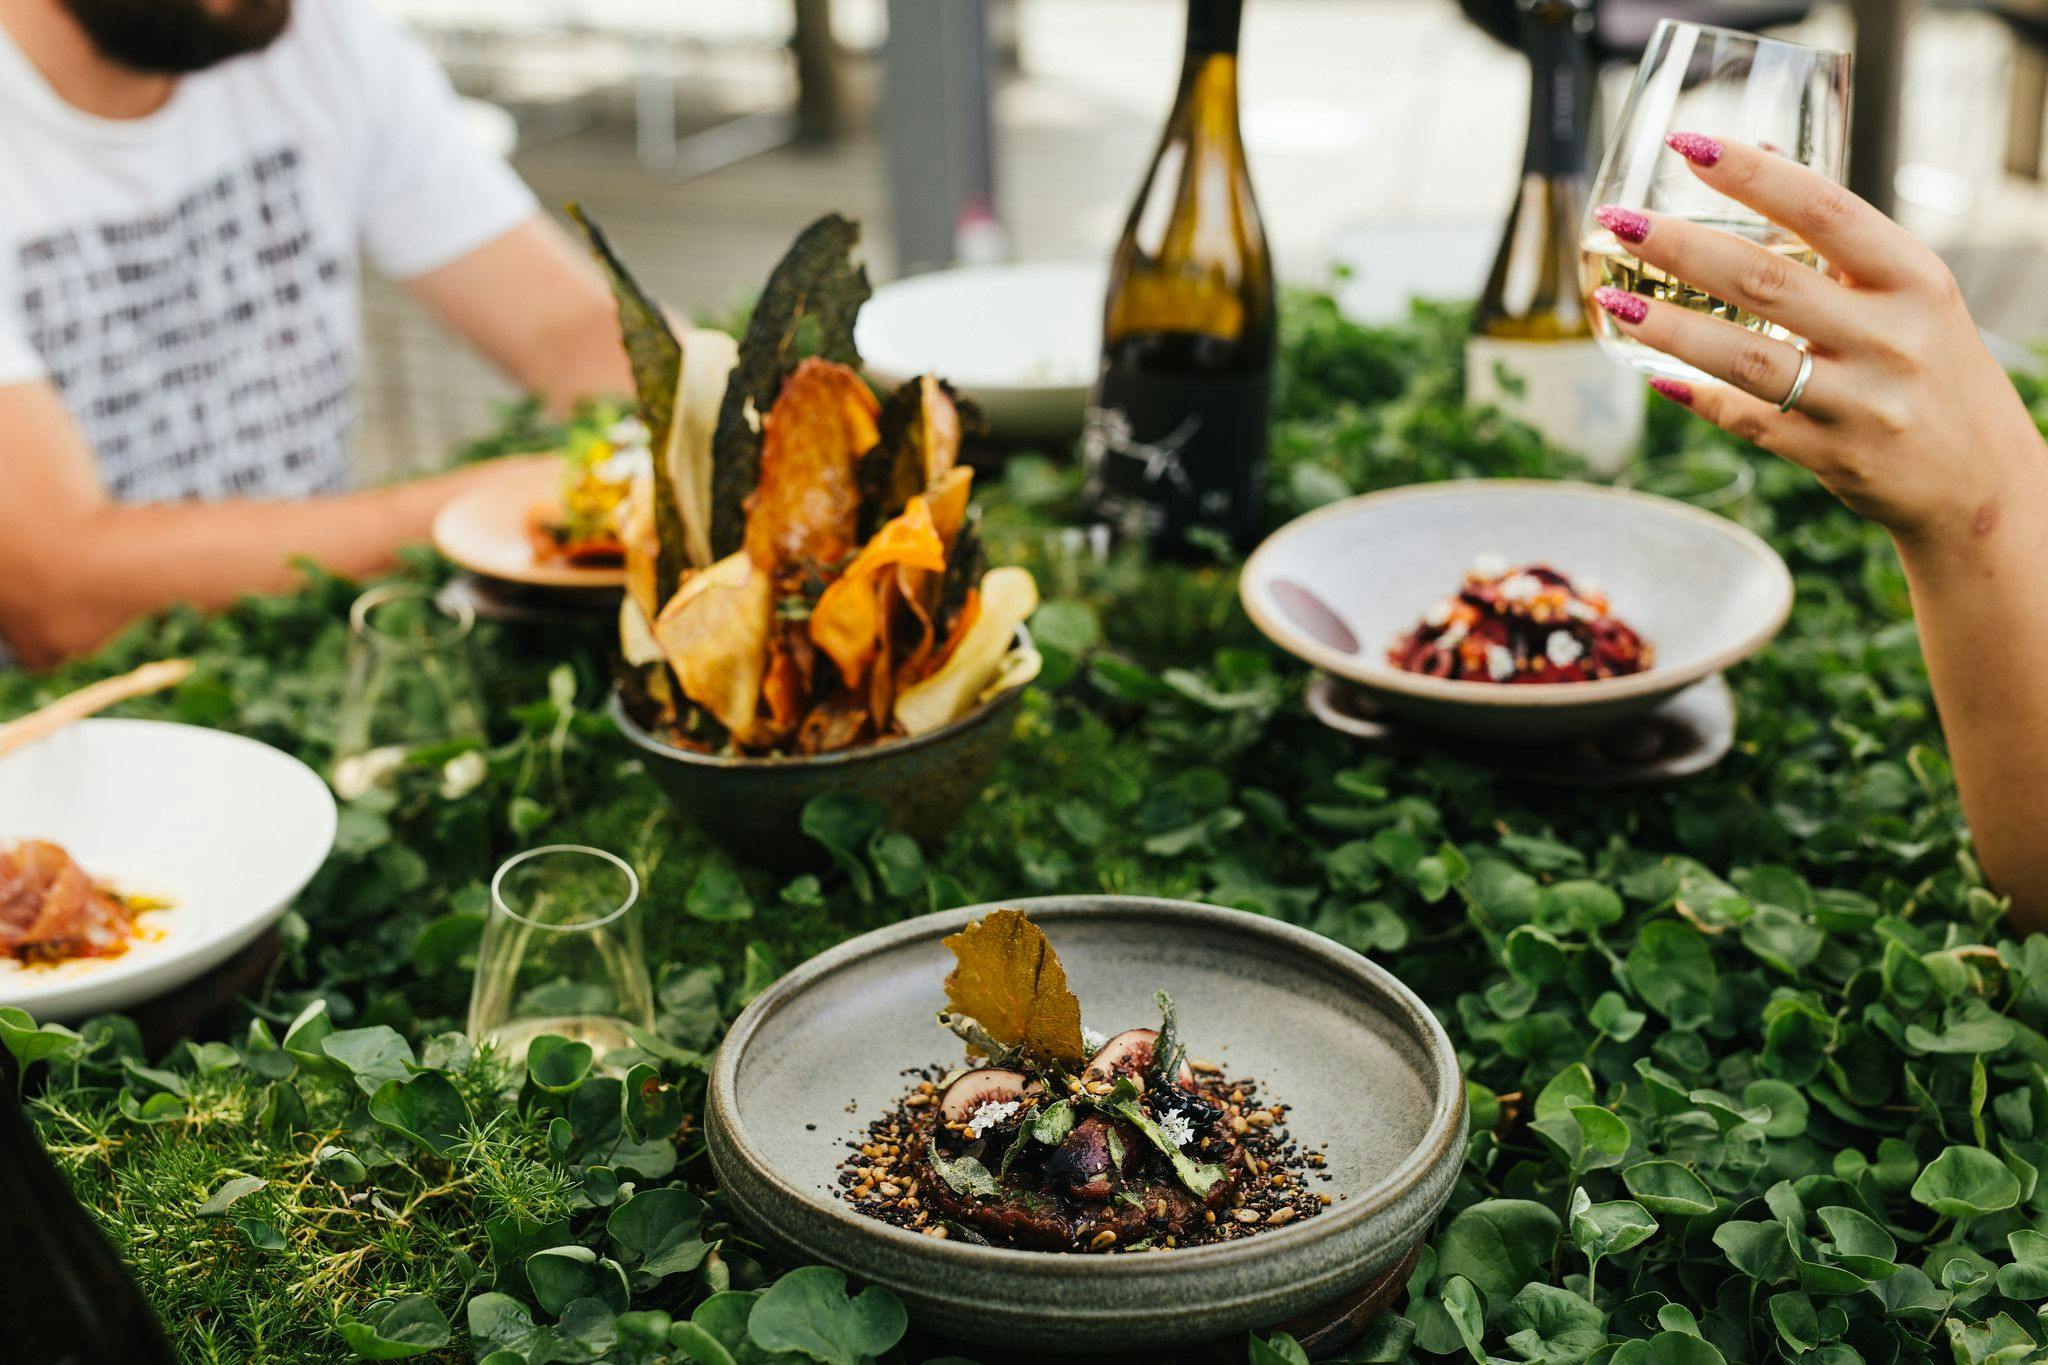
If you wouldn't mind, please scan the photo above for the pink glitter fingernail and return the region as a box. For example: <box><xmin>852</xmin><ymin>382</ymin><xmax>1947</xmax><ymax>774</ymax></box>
<box><xmin>1593</xmin><ymin>287</ymin><xmax>1648</xmax><ymax>324</ymax></box>
<box><xmin>1666</xmin><ymin>132</ymin><xmax>1724</xmax><ymax>166</ymax></box>
<box><xmin>1649</xmin><ymin>378</ymin><xmax>1693</xmax><ymax>406</ymax></box>
<box><xmin>1594</xmin><ymin>205</ymin><xmax>1650</xmax><ymax>244</ymax></box>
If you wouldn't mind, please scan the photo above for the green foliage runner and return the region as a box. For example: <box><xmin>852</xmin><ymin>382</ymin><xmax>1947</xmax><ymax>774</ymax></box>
<box><xmin>5</xmin><ymin>298</ymin><xmax>2048</xmax><ymax>1364</ymax></box>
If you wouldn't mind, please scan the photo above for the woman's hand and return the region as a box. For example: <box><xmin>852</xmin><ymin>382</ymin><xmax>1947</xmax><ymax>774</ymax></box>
<box><xmin>1589</xmin><ymin>133</ymin><xmax>2048</xmax><ymax>546</ymax></box>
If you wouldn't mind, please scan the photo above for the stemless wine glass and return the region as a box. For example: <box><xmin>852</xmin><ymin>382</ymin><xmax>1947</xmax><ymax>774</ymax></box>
<box><xmin>1580</xmin><ymin>21</ymin><xmax>1852</xmax><ymax>382</ymax></box>
<box><xmin>332</xmin><ymin>583</ymin><xmax>486</xmax><ymax>800</ymax></box>
<box><xmin>467</xmin><ymin>845</ymin><xmax>655</xmax><ymax>1068</ymax></box>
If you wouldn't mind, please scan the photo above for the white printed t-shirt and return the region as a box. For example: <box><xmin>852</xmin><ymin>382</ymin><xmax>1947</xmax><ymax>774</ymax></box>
<box><xmin>0</xmin><ymin>0</ymin><xmax>536</xmax><ymax>501</ymax></box>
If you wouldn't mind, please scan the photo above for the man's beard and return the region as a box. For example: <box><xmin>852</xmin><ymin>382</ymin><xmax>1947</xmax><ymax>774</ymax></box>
<box><xmin>61</xmin><ymin>0</ymin><xmax>291</xmax><ymax>75</ymax></box>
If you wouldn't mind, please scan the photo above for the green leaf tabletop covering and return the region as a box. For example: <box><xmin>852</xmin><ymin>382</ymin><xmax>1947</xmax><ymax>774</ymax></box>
<box><xmin>6</xmin><ymin>297</ymin><xmax>2048</xmax><ymax>1362</ymax></box>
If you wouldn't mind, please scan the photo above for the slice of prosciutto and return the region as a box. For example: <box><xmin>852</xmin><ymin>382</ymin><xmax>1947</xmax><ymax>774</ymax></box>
<box><xmin>0</xmin><ymin>841</ymin><xmax>137</xmax><ymax>964</ymax></box>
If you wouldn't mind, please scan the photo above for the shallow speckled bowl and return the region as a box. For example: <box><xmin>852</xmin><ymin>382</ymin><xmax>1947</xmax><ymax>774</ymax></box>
<box><xmin>706</xmin><ymin>896</ymin><xmax>1464</xmax><ymax>1354</ymax></box>
<box><xmin>1241</xmin><ymin>480</ymin><xmax>1792</xmax><ymax>740</ymax></box>
<box><xmin>610</xmin><ymin>632</ymin><xmax>1029</xmax><ymax>867</ymax></box>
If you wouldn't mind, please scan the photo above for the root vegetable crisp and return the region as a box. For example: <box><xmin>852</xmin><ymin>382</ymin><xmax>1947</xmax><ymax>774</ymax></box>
<box><xmin>1388</xmin><ymin>556</ymin><xmax>1653</xmax><ymax>683</ymax></box>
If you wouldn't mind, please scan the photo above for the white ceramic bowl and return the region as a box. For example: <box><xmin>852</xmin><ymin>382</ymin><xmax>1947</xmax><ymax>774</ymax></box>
<box><xmin>0</xmin><ymin>719</ymin><xmax>336</xmax><ymax>1020</ymax></box>
<box><xmin>1241</xmin><ymin>480</ymin><xmax>1794</xmax><ymax>739</ymax></box>
<box><xmin>855</xmin><ymin>261</ymin><xmax>1104</xmax><ymax>441</ymax></box>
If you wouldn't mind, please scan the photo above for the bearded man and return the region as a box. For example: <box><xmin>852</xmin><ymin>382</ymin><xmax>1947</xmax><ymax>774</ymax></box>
<box><xmin>0</xmin><ymin>0</ymin><xmax>634</xmax><ymax>665</ymax></box>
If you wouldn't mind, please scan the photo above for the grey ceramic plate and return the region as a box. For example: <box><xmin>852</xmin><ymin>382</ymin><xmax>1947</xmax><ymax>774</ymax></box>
<box><xmin>707</xmin><ymin>896</ymin><xmax>1465</xmax><ymax>1354</ymax></box>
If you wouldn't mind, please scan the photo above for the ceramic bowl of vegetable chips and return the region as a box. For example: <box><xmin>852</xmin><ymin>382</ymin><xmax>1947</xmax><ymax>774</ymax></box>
<box><xmin>705</xmin><ymin>895</ymin><xmax>1464</xmax><ymax>1354</ymax></box>
<box><xmin>610</xmin><ymin>625</ymin><xmax>1032</xmax><ymax>867</ymax></box>
<box><xmin>1242</xmin><ymin>480</ymin><xmax>1793</xmax><ymax>740</ymax></box>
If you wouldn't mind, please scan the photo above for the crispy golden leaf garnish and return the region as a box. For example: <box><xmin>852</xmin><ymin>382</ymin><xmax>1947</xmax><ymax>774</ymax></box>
<box><xmin>891</xmin><ymin>466</ymin><xmax>973</xmax><ymax>683</ymax></box>
<box><xmin>941</xmin><ymin>909</ymin><xmax>1086</xmax><ymax>1066</ymax></box>
<box><xmin>651</xmin><ymin>551</ymin><xmax>773</xmax><ymax>739</ymax></box>
<box><xmin>809</xmin><ymin>497</ymin><xmax>945</xmax><ymax>690</ymax></box>
<box><xmin>743</xmin><ymin>358</ymin><xmax>880</xmax><ymax>576</ymax></box>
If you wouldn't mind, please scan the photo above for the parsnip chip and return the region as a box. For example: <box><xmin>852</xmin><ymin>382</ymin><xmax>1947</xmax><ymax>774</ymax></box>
<box><xmin>651</xmin><ymin>551</ymin><xmax>773</xmax><ymax>740</ymax></box>
<box><xmin>619</xmin><ymin>470</ymin><xmax>661</xmax><ymax>622</ymax></box>
<box><xmin>668</xmin><ymin>328</ymin><xmax>739</xmax><ymax>573</ymax></box>
<box><xmin>894</xmin><ymin>567</ymin><xmax>1038</xmax><ymax>736</ymax></box>
<box><xmin>941</xmin><ymin>909</ymin><xmax>1085</xmax><ymax>1066</ymax></box>
<box><xmin>743</xmin><ymin>358</ymin><xmax>880</xmax><ymax>576</ymax></box>
<box><xmin>809</xmin><ymin>497</ymin><xmax>945</xmax><ymax>690</ymax></box>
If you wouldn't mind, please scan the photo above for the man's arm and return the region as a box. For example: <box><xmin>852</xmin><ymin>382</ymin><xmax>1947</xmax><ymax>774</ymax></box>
<box><xmin>0</xmin><ymin>380</ymin><xmax>545</xmax><ymax>668</ymax></box>
<box><xmin>404</xmin><ymin>215</ymin><xmax>634</xmax><ymax>417</ymax></box>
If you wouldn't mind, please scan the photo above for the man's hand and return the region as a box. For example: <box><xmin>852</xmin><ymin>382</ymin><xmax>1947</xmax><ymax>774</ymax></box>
<box><xmin>0</xmin><ymin>378</ymin><xmax>551</xmax><ymax>667</ymax></box>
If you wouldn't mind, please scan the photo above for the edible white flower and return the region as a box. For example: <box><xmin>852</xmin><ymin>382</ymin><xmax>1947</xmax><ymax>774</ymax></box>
<box><xmin>1423</xmin><ymin>597</ymin><xmax>1456</xmax><ymax>628</ymax></box>
<box><xmin>1082</xmin><ymin>1027</ymin><xmax>1108</xmax><ymax>1053</ymax></box>
<box><xmin>596</xmin><ymin>447</ymin><xmax>653</xmax><ymax>484</ymax></box>
<box><xmin>1158</xmin><ymin>1110</ymin><xmax>1197</xmax><ymax>1149</ymax></box>
<box><xmin>1469</xmin><ymin>552</ymin><xmax>1508</xmax><ymax>581</ymax></box>
<box><xmin>1485</xmin><ymin>644</ymin><xmax>1516</xmax><ymax>682</ymax></box>
<box><xmin>1499</xmin><ymin>574</ymin><xmax>1541</xmax><ymax>604</ymax></box>
<box><xmin>1546</xmin><ymin>631</ymin><xmax>1585</xmax><ymax>668</ymax></box>
<box><xmin>966</xmin><ymin>1099</ymin><xmax>1019</xmax><ymax>1138</ymax></box>
<box><xmin>440</xmin><ymin>750</ymin><xmax>488</xmax><ymax>800</ymax></box>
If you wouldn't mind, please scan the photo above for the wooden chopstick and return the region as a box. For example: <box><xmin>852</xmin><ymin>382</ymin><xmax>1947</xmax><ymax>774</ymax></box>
<box><xmin>0</xmin><ymin>660</ymin><xmax>194</xmax><ymax>761</ymax></box>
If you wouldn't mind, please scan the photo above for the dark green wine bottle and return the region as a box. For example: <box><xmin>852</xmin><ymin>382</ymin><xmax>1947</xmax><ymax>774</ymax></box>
<box><xmin>1083</xmin><ymin>0</ymin><xmax>1276</xmax><ymax>556</ymax></box>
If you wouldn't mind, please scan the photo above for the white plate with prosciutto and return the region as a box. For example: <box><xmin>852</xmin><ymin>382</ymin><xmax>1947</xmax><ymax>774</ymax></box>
<box><xmin>0</xmin><ymin>719</ymin><xmax>335</xmax><ymax>1021</ymax></box>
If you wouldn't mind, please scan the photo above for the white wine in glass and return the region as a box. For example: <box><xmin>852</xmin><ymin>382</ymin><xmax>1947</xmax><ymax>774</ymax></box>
<box><xmin>1579</xmin><ymin>22</ymin><xmax>1851</xmax><ymax>385</ymax></box>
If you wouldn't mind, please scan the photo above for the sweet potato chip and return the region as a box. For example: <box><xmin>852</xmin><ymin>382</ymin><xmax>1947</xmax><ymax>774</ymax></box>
<box><xmin>744</xmin><ymin>358</ymin><xmax>880</xmax><ymax>576</ymax></box>
<box><xmin>896</xmin><ymin>567</ymin><xmax>1038</xmax><ymax>735</ymax></box>
<box><xmin>941</xmin><ymin>909</ymin><xmax>1085</xmax><ymax>1066</ymax></box>
<box><xmin>651</xmin><ymin>551</ymin><xmax>773</xmax><ymax>740</ymax></box>
<box><xmin>808</xmin><ymin>497</ymin><xmax>945</xmax><ymax>690</ymax></box>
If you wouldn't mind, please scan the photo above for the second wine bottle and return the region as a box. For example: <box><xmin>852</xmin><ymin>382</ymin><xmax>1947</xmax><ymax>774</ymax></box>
<box><xmin>1083</xmin><ymin>0</ymin><xmax>1276</xmax><ymax>557</ymax></box>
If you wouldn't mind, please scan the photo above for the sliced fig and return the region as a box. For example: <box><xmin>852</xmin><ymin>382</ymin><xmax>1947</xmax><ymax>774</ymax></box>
<box><xmin>1045</xmin><ymin>1115</ymin><xmax>1139</xmax><ymax>1201</ymax></box>
<box><xmin>938</xmin><ymin>1068</ymin><xmax>1035</xmax><ymax>1125</ymax></box>
<box><xmin>1083</xmin><ymin>1028</ymin><xmax>1194</xmax><ymax>1090</ymax></box>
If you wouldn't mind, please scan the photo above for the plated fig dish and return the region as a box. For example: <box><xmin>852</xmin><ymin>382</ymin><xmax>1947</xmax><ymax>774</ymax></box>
<box><xmin>1389</xmin><ymin>555</ymin><xmax>1653</xmax><ymax>683</ymax></box>
<box><xmin>0</xmin><ymin>841</ymin><xmax>165</xmax><ymax>967</ymax></box>
<box><xmin>575</xmin><ymin>210</ymin><xmax>1040</xmax><ymax>759</ymax></box>
<box><xmin>839</xmin><ymin>910</ymin><xmax>1328</xmax><ymax>1253</ymax></box>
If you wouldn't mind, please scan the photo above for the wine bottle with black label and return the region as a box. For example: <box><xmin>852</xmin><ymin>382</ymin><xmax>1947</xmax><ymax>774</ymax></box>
<box><xmin>1468</xmin><ymin>0</ymin><xmax>1643</xmax><ymax>475</ymax></box>
<box><xmin>1083</xmin><ymin>0</ymin><xmax>1275</xmax><ymax>556</ymax></box>
<box><xmin>0</xmin><ymin>1055</ymin><xmax>177</xmax><ymax>1364</ymax></box>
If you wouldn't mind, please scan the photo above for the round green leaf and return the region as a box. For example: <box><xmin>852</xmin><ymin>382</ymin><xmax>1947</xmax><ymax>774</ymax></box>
<box><xmin>1911</xmin><ymin>1146</ymin><xmax>2022</xmax><ymax>1217</ymax></box>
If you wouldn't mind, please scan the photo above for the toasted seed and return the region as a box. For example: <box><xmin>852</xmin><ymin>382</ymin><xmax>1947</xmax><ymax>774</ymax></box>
<box><xmin>1230</xmin><ymin>1116</ymin><xmax>1250</xmax><ymax>1135</ymax></box>
<box><xmin>1192</xmin><ymin>1058</ymin><xmax>1223</xmax><ymax>1074</ymax></box>
<box><xmin>1085</xmin><ymin>1081</ymin><xmax>1113</xmax><ymax>1096</ymax></box>
<box><xmin>1317</xmin><ymin>1194</ymin><xmax>1332</xmax><ymax>1205</ymax></box>
<box><xmin>923</xmin><ymin>1223</ymin><xmax>947</xmax><ymax>1238</ymax></box>
<box><xmin>1090</xmin><ymin>1230</ymin><xmax>1118</xmax><ymax>1250</ymax></box>
<box><xmin>1233</xmin><ymin>1208</ymin><xmax>1262</xmax><ymax>1224</ymax></box>
<box><xmin>1229</xmin><ymin>1089</ymin><xmax>1246</xmax><ymax>1103</ymax></box>
<box><xmin>1248</xmin><ymin>1112</ymin><xmax>1275</xmax><ymax>1128</ymax></box>
<box><xmin>1267</xmin><ymin>1208</ymin><xmax>1297</xmax><ymax>1226</ymax></box>
<box><xmin>905</xmin><ymin>1094</ymin><xmax>930</xmax><ymax>1108</ymax></box>
<box><xmin>1270</xmin><ymin>1174</ymin><xmax>1288</xmax><ymax>1188</ymax></box>
<box><xmin>879</xmin><ymin>1182</ymin><xmax>902</xmax><ymax>1198</ymax></box>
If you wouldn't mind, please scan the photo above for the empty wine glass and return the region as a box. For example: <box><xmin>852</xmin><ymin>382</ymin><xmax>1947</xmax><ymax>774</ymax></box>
<box><xmin>467</xmin><ymin>845</ymin><xmax>655</xmax><ymax>1068</ymax></box>
<box><xmin>332</xmin><ymin>584</ymin><xmax>486</xmax><ymax>800</ymax></box>
<box><xmin>1580</xmin><ymin>22</ymin><xmax>1852</xmax><ymax>382</ymax></box>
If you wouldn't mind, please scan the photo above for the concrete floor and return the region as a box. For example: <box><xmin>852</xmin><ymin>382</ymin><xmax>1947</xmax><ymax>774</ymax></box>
<box><xmin>356</xmin><ymin>0</ymin><xmax>2048</xmax><ymax>479</ymax></box>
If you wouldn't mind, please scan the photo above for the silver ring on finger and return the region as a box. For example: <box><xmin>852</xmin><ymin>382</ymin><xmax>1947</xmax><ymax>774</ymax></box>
<box><xmin>1777</xmin><ymin>348</ymin><xmax>1815</xmax><ymax>414</ymax></box>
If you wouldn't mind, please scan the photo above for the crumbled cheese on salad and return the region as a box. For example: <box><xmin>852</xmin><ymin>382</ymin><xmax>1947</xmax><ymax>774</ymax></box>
<box><xmin>1499</xmin><ymin>573</ymin><xmax>1541</xmax><ymax>603</ymax></box>
<box><xmin>1485</xmin><ymin>644</ymin><xmax>1516</xmax><ymax>682</ymax></box>
<box><xmin>1424</xmin><ymin>597</ymin><xmax>1457</xmax><ymax>628</ymax></box>
<box><xmin>1546</xmin><ymin>631</ymin><xmax>1585</xmax><ymax>667</ymax></box>
<box><xmin>1469</xmin><ymin>551</ymin><xmax>1509</xmax><ymax>580</ymax></box>
<box><xmin>966</xmin><ymin>1100</ymin><xmax>1020</xmax><ymax>1137</ymax></box>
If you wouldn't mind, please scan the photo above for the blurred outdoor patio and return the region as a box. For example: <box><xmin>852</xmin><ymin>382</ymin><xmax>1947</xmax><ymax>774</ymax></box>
<box><xmin>357</xmin><ymin>0</ymin><xmax>2048</xmax><ymax>479</ymax></box>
